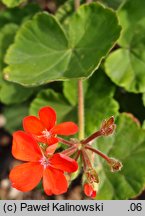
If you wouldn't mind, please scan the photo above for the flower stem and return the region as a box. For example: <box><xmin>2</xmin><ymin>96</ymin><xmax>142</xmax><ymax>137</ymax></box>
<box><xmin>74</xmin><ymin>1</ymin><xmax>85</xmax><ymax>141</ymax></box>
<box><xmin>75</xmin><ymin>150</ymin><xmax>81</xmax><ymax>161</ymax></box>
<box><xmin>85</xmin><ymin>145</ymin><xmax>111</xmax><ymax>163</ymax></box>
<box><xmin>81</xmin><ymin>130</ymin><xmax>102</xmax><ymax>145</ymax></box>
<box><xmin>61</xmin><ymin>146</ymin><xmax>77</xmax><ymax>156</ymax></box>
<box><xmin>86</xmin><ymin>0</ymin><xmax>93</xmax><ymax>3</ymax></box>
<box><xmin>58</xmin><ymin>137</ymin><xmax>74</xmax><ymax>146</ymax></box>
<box><xmin>78</xmin><ymin>79</ymin><xmax>85</xmax><ymax>140</ymax></box>
<box><xmin>81</xmin><ymin>149</ymin><xmax>92</xmax><ymax>171</ymax></box>
<box><xmin>74</xmin><ymin>0</ymin><xmax>80</xmax><ymax>10</ymax></box>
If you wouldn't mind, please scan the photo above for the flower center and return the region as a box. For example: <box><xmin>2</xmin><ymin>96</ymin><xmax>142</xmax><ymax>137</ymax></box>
<box><xmin>42</xmin><ymin>129</ymin><xmax>51</xmax><ymax>139</ymax></box>
<box><xmin>39</xmin><ymin>157</ymin><xmax>49</xmax><ymax>169</ymax></box>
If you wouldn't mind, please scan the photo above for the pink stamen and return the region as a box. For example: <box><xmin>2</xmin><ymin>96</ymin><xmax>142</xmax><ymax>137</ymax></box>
<box><xmin>42</xmin><ymin>129</ymin><xmax>51</xmax><ymax>139</ymax></box>
<box><xmin>39</xmin><ymin>157</ymin><xmax>49</xmax><ymax>169</ymax></box>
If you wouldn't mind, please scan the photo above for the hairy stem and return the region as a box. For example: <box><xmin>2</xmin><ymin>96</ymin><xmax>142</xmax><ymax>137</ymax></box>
<box><xmin>75</xmin><ymin>150</ymin><xmax>81</xmax><ymax>161</ymax></box>
<box><xmin>81</xmin><ymin>149</ymin><xmax>92</xmax><ymax>171</ymax></box>
<box><xmin>78</xmin><ymin>79</ymin><xmax>85</xmax><ymax>140</ymax></box>
<box><xmin>86</xmin><ymin>0</ymin><xmax>93</xmax><ymax>3</ymax></box>
<box><xmin>58</xmin><ymin>137</ymin><xmax>74</xmax><ymax>146</ymax></box>
<box><xmin>74</xmin><ymin>0</ymin><xmax>85</xmax><ymax>141</ymax></box>
<box><xmin>85</xmin><ymin>145</ymin><xmax>111</xmax><ymax>163</ymax></box>
<box><xmin>75</xmin><ymin>0</ymin><xmax>80</xmax><ymax>10</ymax></box>
<box><xmin>61</xmin><ymin>146</ymin><xmax>77</xmax><ymax>156</ymax></box>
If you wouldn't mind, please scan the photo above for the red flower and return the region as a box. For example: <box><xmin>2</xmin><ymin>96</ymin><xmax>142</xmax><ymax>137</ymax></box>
<box><xmin>23</xmin><ymin>106</ymin><xmax>78</xmax><ymax>145</ymax></box>
<box><xmin>84</xmin><ymin>183</ymin><xmax>96</xmax><ymax>198</ymax></box>
<box><xmin>9</xmin><ymin>131</ymin><xmax>78</xmax><ymax>195</ymax></box>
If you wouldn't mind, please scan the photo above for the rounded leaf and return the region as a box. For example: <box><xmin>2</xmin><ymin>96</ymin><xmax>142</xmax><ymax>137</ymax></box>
<box><xmin>4</xmin><ymin>3</ymin><xmax>121</xmax><ymax>86</ymax></box>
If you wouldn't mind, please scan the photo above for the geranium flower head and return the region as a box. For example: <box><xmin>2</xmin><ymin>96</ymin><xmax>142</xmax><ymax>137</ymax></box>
<box><xmin>9</xmin><ymin>131</ymin><xmax>78</xmax><ymax>195</ymax></box>
<box><xmin>23</xmin><ymin>106</ymin><xmax>78</xmax><ymax>145</ymax></box>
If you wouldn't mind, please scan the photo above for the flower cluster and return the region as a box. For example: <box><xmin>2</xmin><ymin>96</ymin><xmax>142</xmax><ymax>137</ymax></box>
<box><xmin>10</xmin><ymin>106</ymin><xmax>122</xmax><ymax>198</ymax></box>
<box><xmin>59</xmin><ymin>116</ymin><xmax>122</xmax><ymax>198</ymax></box>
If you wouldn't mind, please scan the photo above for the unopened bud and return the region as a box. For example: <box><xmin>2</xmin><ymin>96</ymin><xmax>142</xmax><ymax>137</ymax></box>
<box><xmin>85</xmin><ymin>168</ymin><xmax>99</xmax><ymax>183</ymax></box>
<box><xmin>108</xmin><ymin>158</ymin><xmax>123</xmax><ymax>172</ymax></box>
<box><xmin>84</xmin><ymin>183</ymin><xmax>96</xmax><ymax>198</ymax></box>
<box><xmin>101</xmin><ymin>116</ymin><xmax>116</xmax><ymax>136</ymax></box>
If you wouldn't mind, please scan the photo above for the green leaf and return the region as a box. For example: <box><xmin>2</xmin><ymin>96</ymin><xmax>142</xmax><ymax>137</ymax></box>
<box><xmin>56</xmin><ymin>0</ymin><xmax>123</xmax><ymax>26</ymax></box>
<box><xmin>1</xmin><ymin>0</ymin><xmax>27</xmax><ymax>8</ymax></box>
<box><xmin>105</xmin><ymin>40</ymin><xmax>145</xmax><ymax>93</ymax></box>
<box><xmin>95</xmin><ymin>113</ymin><xmax>145</xmax><ymax>199</ymax></box>
<box><xmin>0</xmin><ymin>6</ymin><xmax>41</xmax><ymax>104</ymax></box>
<box><xmin>3</xmin><ymin>102</ymin><xmax>29</xmax><ymax>133</ymax></box>
<box><xmin>0</xmin><ymin>24</ymin><xmax>34</xmax><ymax>104</ymax></box>
<box><xmin>4</xmin><ymin>3</ymin><xmax>121</xmax><ymax>86</ymax></box>
<box><xmin>0</xmin><ymin>81</ymin><xmax>34</xmax><ymax>104</ymax></box>
<box><xmin>56</xmin><ymin>0</ymin><xmax>74</xmax><ymax>25</ymax></box>
<box><xmin>29</xmin><ymin>89</ymin><xmax>73</xmax><ymax>123</ymax></box>
<box><xmin>100</xmin><ymin>0</ymin><xmax>125</xmax><ymax>10</ymax></box>
<box><xmin>105</xmin><ymin>0</ymin><xmax>145</xmax><ymax>93</ymax></box>
<box><xmin>117</xmin><ymin>0</ymin><xmax>145</xmax><ymax>46</ymax></box>
<box><xmin>142</xmin><ymin>121</ymin><xmax>145</xmax><ymax>130</ymax></box>
<box><xmin>0</xmin><ymin>23</ymin><xmax>18</xmax><ymax>71</ymax></box>
<box><xmin>56</xmin><ymin>0</ymin><xmax>85</xmax><ymax>25</ymax></box>
<box><xmin>0</xmin><ymin>4</ymin><xmax>40</xmax><ymax>29</ymax></box>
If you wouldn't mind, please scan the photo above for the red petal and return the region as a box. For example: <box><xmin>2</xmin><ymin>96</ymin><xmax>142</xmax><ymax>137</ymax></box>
<box><xmin>52</xmin><ymin>122</ymin><xmax>78</xmax><ymax>135</ymax></box>
<box><xmin>39</xmin><ymin>106</ymin><xmax>56</xmax><ymax>131</ymax></box>
<box><xmin>12</xmin><ymin>131</ymin><xmax>42</xmax><ymax>161</ymax></box>
<box><xmin>34</xmin><ymin>135</ymin><xmax>58</xmax><ymax>145</ymax></box>
<box><xmin>43</xmin><ymin>167</ymin><xmax>67</xmax><ymax>195</ymax></box>
<box><xmin>50</xmin><ymin>153</ymin><xmax>78</xmax><ymax>173</ymax></box>
<box><xmin>84</xmin><ymin>183</ymin><xmax>96</xmax><ymax>198</ymax></box>
<box><xmin>9</xmin><ymin>162</ymin><xmax>43</xmax><ymax>192</ymax></box>
<box><xmin>46</xmin><ymin>143</ymin><xmax>58</xmax><ymax>155</ymax></box>
<box><xmin>47</xmin><ymin>137</ymin><xmax>58</xmax><ymax>145</ymax></box>
<box><xmin>91</xmin><ymin>190</ymin><xmax>97</xmax><ymax>198</ymax></box>
<box><xmin>35</xmin><ymin>136</ymin><xmax>58</xmax><ymax>146</ymax></box>
<box><xmin>23</xmin><ymin>116</ymin><xmax>45</xmax><ymax>135</ymax></box>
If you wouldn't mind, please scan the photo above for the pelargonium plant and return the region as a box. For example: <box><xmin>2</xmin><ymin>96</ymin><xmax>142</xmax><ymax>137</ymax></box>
<box><xmin>1</xmin><ymin>0</ymin><xmax>145</xmax><ymax>200</ymax></box>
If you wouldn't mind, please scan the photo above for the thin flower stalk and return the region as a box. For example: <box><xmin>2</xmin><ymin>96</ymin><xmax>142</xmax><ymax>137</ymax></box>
<box><xmin>81</xmin><ymin>149</ymin><xmax>92</xmax><ymax>171</ymax></box>
<box><xmin>81</xmin><ymin>130</ymin><xmax>102</xmax><ymax>145</ymax></box>
<box><xmin>85</xmin><ymin>144</ymin><xmax>111</xmax><ymax>163</ymax></box>
<box><xmin>61</xmin><ymin>146</ymin><xmax>78</xmax><ymax>157</ymax></box>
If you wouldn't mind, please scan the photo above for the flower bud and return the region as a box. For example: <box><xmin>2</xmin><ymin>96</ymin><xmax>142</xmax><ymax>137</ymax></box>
<box><xmin>101</xmin><ymin>116</ymin><xmax>116</xmax><ymax>136</ymax></box>
<box><xmin>85</xmin><ymin>168</ymin><xmax>99</xmax><ymax>184</ymax></box>
<box><xmin>84</xmin><ymin>183</ymin><xmax>96</xmax><ymax>198</ymax></box>
<box><xmin>108</xmin><ymin>158</ymin><xmax>123</xmax><ymax>172</ymax></box>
